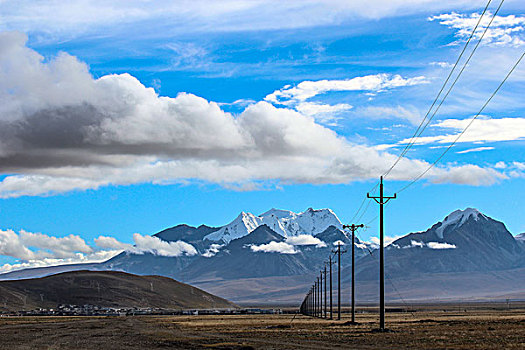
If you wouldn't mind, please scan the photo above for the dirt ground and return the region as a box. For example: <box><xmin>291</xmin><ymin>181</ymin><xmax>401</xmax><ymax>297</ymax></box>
<box><xmin>0</xmin><ymin>306</ymin><xmax>524</xmax><ymax>349</ymax></box>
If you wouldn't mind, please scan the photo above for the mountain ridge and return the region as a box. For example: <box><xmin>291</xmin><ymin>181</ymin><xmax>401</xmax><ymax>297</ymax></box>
<box><xmin>0</xmin><ymin>207</ymin><xmax>523</xmax><ymax>305</ymax></box>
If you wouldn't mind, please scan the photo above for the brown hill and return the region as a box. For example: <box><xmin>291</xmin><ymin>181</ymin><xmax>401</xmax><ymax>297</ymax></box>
<box><xmin>0</xmin><ymin>270</ymin><xmax>237</xmax><ymax>311</ymax></box>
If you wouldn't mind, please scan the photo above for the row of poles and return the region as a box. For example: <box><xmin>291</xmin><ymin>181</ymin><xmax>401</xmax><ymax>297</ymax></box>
<box><xmin>299</xmin><ymin>176</ymin><xmax>396</xmax><ymax>331</ymax></box>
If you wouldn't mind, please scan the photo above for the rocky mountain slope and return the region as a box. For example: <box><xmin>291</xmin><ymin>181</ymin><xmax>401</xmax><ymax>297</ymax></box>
<box><xmin>355</xmin><ymin>208</ymin><xmax>524</xmax><ymax>280</ymax></box>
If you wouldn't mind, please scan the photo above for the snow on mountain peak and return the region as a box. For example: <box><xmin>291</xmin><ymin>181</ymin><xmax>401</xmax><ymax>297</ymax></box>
<box><xmin>204</xmin><ymin>208</ymin><xmax>342</xmax><ymax>244</ymax></box>
<box><xmin>260</xmin><ymin>208</ymin><xmax>295</xmax><ymax>220</ymax></box>
<box><xmin>515</xmin><ymin>233</ymin><xmax>525</xmax><ymax>241</ymax></box>
<box><xmin>435</xmin><ymin>208</ymin><xmax>487</xmax><ymax>239</ymax></box>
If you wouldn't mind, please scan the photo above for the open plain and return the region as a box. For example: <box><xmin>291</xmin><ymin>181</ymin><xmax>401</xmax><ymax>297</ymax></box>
<box><xmin>0</xmin><ymin>304</ymin><xmax>524</xmax><ymax>349</ymax></box>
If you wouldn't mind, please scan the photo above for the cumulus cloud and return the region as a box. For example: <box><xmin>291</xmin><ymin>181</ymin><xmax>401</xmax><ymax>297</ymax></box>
<box><xmin>202</xmin><ymin>243</ymin><xmax>224</xmax><ymax>258</ymax></box>
<box><xmin>431</xmin><ymin>164</ymin><xmax>507</xmax><ymax>186</ymax></box>
<box><xmin>0</xmin><ymin>250</ymin><xmax>122</xmax><ymax>274</ymax></box>
<box><xmin>94</xmin><ymin>236</ymin><xmax>133</xmax><ymax>250</ymax></box>
<box><xmin>0</xmin><ymin>32</ymin><xmax>507</xmax><ymax>198</ymax></box>
<box><xmin>430</xmin><ymin>12</ymin><xmax>525</xmax><ymax>47</ymax></box>
<box><xmin>401</xmin><ymin>240</ymin><xmax>457</xmax><ymax>249</ymax></box>
<box><xmin>129</xmin><ymin>234</ymin><xmax>197</xmax><ymax>257</ymax></box>
<box><xmin>249</xmin><ymin>241</ymin><xmax>297</xmax><ymax>254</ymax></box>
<box><xmin>369</xmin><ymin>235</ymin><xmax>404</xmax><ymax>248</ymax></box>
<box><xmin>0</xmin><ymin>228</ymin><xmax>124</xmax><ymax>274</ymax></box>
<box><xmin>0</xmin><ymin>229</ymin><xmax>37</xmax><ymax>260</ymax></box>
<box><xmin>0</xmin><ymin>229</ymin><xmax>93</xmax><ymax>260</ymax></box>
<box><xmin>0</xmin><ymin>226</ymin><xmax>198</xmax><ymax>274</ymax></box>
<box><xmin>427</xmin><ymin>241</ymin><xmax>457</xmax><ymax>249</ymax></box>
<box><xmin>286</xmin><ymin>234</ymin><xmax>327</xmax><ymax>248</ymax></box>
<box><xmin>409</xmin><ymin>240</ymin><xmax>425</xmax><ymax>248</ymax></box>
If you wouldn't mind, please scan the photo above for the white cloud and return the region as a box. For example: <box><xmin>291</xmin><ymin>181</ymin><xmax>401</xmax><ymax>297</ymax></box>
<box><xmin>431</xmin><ymin>164</ymin><xmax>507</xmax><ymax>186</ymax></box>
<box><xmin>409</xmin><ymin>240</ymin><xmax>425</xmax><ymax>248</ymax></box>
<box><xmin>286</xmin><ymin>235</ymin><xmax>327</xmax><ymax>248</ymax></box>
<box><xmin>249</xmin><ymin>241</ymin><xmax>297</xmax><ymax>254</ymax></box>
<box><xmin>430</xmin><ymin>61</ymin><xmax>454</xmax><ymax>68</ymax></box>
<box><xmin>0</xmin><ymin>226</ymin><xmax>198</xmax><ymax>274</ymax></box>
<box><xmin>398</xmin><ymin>117</ymin><xmax>525</xmax><ymax>145</ymax></box>
<box><xmin>357</xmin><ymin>105</ymin><xmax>422</xmax><ymax>125</ymax></box>
<box><xmin>0</xmin><ymin>229</ymin><xmax>37</xmax><ymax>260</ymax></box>
<box><xmin>0</xmin><ymin>229</ymin><xmax>94</xmax><ymax>260</ymax></box>
<box><xmin>129</xmin><ymin>234</ymin><xmax>197</xmax><ymax>257</ymax></box>
<box><xmin>513</xmin><ymin>161</ymin><xmax>525</xmax><ymax>170</ymax></box>
<box><xmin>430</xmin><ymin>12</ymin><xmax>525</xmax><ymax>47</ymax></box>
<box><xmin>401</xmin><ymin>240</ymin><xmax>457</xmax><ymax>249</ymax></box>
<box><xmin>494</xmin><ymin>161</ymin><xmax>507</xmax><ymax>169</ymax></box>
<box><xmin>0</xmin><ymin>250</ymin><xmax>122</xmax><ymax>274</ymax></box>
<box><xmin>0</xmin><ymin>32</ymin><xmax>507</xmax><ymax>198</ymax></box>
<box><xmin>20</xmin><ymin>230</ymin><xmax>93</xmax><ymax>257</ymax></box>
<box><xmin>265</xmin><ymin>74</ymin><xmax>427</xmax><ymax>105</ymax></box>
<box><xmin>456</xmin><ymin>146</ymin><xmax>494</xmax><ymax>154</ymax></box>
<box><xmin>369</xmin><ymin>235</ymin><xmax>404</xmax><ymax>248</ymax></box>
<box><xmin>95</xmin><ymin>236</ymin><xmax>133</xmax><ymax>250</ymax></box>
<box><xmin>202</xmin><ymin>243</ymin><xmax>224</xmax><ymax>258</ymax></box>
<box><xmin>0</xmin><ymin>228</ymin><xmax>124</xmax><ymax>274</ymax></box>
<box><xmin>294</xmin><ymin>102</ymin><xmax>352</xmax><ymax>124</ymax></box>
<box><xmin>427</xmin><ymin>241</ymin><xmax>457</xmax><ymax>249</ymax></box>
<box><xmin>333</xmin><ymin>240</ymin><xmax>345</xmax><ymax>246</ymax></box>
<box><xmin>0</xmin><ymin>1</ymin><xmax>480</xmax><ymax>44</ymax></box>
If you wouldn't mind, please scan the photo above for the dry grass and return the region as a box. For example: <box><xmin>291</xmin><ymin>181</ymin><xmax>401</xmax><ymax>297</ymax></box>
<box><xmin>0</xmin><ymin>305</ymin><xmax>524</xmax><ymax>349</ymax></box>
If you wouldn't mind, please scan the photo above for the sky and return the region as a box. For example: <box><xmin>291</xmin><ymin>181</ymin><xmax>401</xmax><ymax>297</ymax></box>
<box><xmin>0</xmin><ymin>0</ymin><xmax>524</xmax><ymax>272</ymax></box>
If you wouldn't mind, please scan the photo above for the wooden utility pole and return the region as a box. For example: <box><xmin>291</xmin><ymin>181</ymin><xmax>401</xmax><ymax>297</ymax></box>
<box><xmin>319</xmin><ymin>270</ymin><xmax>323</xmax><ymax>318</ymax></box>
<box><xmin>367</xmin><ymin>176</ymin><xmax>396</xmax><ymax>331</ymax></box>
<box><xmin>343</xmin><ymin>223</ymin><xmax>364</xmax><ymax>324</ymax></box>
<box><xmin>333</xmin><ymin>243</ymin><xmax>346</xmax><ymax>320</ymax></box>
<box><xmin>329</xmin><ymin>255</ymin><xmax>333</xmax><ymax>319</ymax></box>
<box><xmin>315</xmin><ymin>278</ymin><xmax>319</xmax><ymax>317</ymax></box>
<box><xmin>324</xmin><ymin>264</ymin><xmax>327</xmax><ymax>318</ymax></box>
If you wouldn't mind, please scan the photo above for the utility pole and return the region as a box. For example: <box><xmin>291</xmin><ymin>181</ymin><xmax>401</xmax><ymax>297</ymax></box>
<box><xmin>309</xmin><ymin>289</ymin><xmax>312</xmax><ymax>316</ymax></box>
<box><xmin>333</xmin><ymin>243</ymin><xmax>346</xmax><ymax>320</ymax></box>
<box><xmin>329</xmin><ymin>255</ymin><xmax>333</xmax><ymax>319</ymax></box>
<box><xmin>316</xmin><ymin>277</ymin><xmax>320</xmax><ymax>317</ymax></box>
<box><xmin>324</xmin><ymin>264</ymin><xmax>327</xmax><ymax>318</ymax></box>
<box><xmin>315</xmin><ymin>278</ymin><xmax>318</xmax><ymax>317</ymax></box>
<box><xmin>367</xmin><ymin>176</ymin><xmax>396</xmax><ymax>331</ymax></box>
<box><xmin>319</xmin><ymin>270</ymin><xmax>323</xmax><ymax>318</ymax></box>
<box><xmin>309</xmin><ymin>288</ymin><xmax>312</xmax><ymax>316</ymax></box>
<box><xmin>343</xmin><ymin>223</ymin><xmax>364</xmax><ymax>324</ymax></box>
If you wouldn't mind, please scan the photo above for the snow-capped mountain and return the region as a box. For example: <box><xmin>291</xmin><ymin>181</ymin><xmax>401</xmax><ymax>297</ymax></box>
<box><xmin>2</xmin><ymin>207</ymin><xmax>524</xmax><ymax>305</ymax></box>
<box><xmin>435</xmin><ymin>208</ymin><xmax>487</xmax><ymax>239</ymax></box>
<box><xmin>203</xmin><ymin>208</ymin><xmax>342</xmax><ymax>244</ymax></box>
<box><xmin>356</xmin><ymin>207</ymin><xmax>524</xmax><ymax>279</ymax></box>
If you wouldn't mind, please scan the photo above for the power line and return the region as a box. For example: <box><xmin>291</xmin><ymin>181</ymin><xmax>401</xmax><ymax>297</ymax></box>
<box><xmin>397</xmin><ymin>50</ymin><xmax>525</xmax><ymax>194</ymax></box>
<box><xmin>349</xmin><ymin>0</ymin><xmax>497</xmax><ymax>226</ymax></box>
<box><xmin>382</xmin><ymin>0</ymin><xmax>497</xmax><ymax>178</ymax></box>
<box><xmin>396</xmin><ymin>0</ymin><xmax>505</xmax><ymax>160</ymax></box>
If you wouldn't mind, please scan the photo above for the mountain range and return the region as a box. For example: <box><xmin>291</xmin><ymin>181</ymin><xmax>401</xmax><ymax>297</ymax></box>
<box><xmin>1</xmin><ymin>207</ymin><xmax>524</xmax><ymax>304</ymax></box>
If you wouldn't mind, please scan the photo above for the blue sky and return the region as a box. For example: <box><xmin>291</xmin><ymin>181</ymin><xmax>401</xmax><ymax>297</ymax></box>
<box><xmin>0</xmin><ymin>0</ymin><xmax>524</xmax><ymax>271</ymax></box>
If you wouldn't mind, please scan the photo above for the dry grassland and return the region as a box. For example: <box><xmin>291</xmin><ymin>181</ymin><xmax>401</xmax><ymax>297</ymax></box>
<box><xmin>0</xmin><ymin>305</ymin><xmax>524</xmax><ymax>349</ymax></box>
